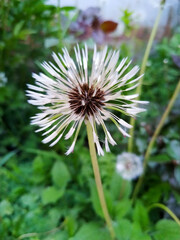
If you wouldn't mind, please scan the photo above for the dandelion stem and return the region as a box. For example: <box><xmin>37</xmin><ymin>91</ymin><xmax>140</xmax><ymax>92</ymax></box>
<box><xmin>132</xmin><ymin>79</ymin><xmax>180</xmax><ymax>202</ymax></box>
<box><xmin>128</xmin><ymin>4</ymin><xmax>163</xmax><ymax>152</ymax></box>
<box><xmin>86</xmin><ymin>120</ymin><xmax>115</xmax><ymax>239</ymax></box>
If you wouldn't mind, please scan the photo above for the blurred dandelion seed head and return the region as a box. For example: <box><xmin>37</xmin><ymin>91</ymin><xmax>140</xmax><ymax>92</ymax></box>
<box><xmin>27</xmin><ymin>45</ymin><xmax>148</xmax><ymax>155</ymax></box>
<box><xmin>163</xmin><ymin>58</ymin><xmax>169</xmax><ymax>64</ymax></box>
<box><xmin>116</xmin><ymin>152</ymin><xmax>143</xmax><ymax>180</ymax></box>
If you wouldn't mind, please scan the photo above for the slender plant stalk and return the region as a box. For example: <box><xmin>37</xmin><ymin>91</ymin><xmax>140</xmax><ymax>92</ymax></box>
<box><xmin>148</xmin><ymin>203</ymin><xmax>180</xmax><ymax>226</ymax></box>
<box><xmin>128</xmin><ymin>4</ymin><xmax>164</xmax><ymax>152</ymax></box>
<box><xmin>86</xmin><ymin>121</ymin><xmax>115</xmax><ymax>239</ymax></box>
<box><xmin>132</xmin><ymin>80</ymin><xmax>180</xmax><ymax>202</ymax></box>
<box><xmin>57</xmin><ymin>0</ymin><xmax>63</xmax><ymax>50</ymax></box>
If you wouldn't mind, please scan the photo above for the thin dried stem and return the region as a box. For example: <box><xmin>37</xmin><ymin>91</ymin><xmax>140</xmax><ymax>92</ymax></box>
<box><xmin>128</xmin><ymin>5</ymin><xmax>164</xmax><ymax>152</ymax></box>
<box><xmin>132</xmin><ymin>80</ymin><xmax>180</xmax><ymax>202</ymax></box>
<box><xmin>148</xmin><ymin>203</ymin><xmax>180</xmax><ymax>226</ymax></box>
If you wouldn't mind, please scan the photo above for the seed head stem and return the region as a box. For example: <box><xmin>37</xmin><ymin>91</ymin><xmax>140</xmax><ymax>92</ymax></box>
<box><xmin>86</xmin><ymin>120</ymin><xmax>115</xmax><ymax>239</ymax></box>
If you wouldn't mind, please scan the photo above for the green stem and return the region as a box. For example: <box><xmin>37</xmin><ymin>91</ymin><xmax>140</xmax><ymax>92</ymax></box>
<box><xmin>57</xmin><ymin>0</ymin><xmax>63</xmax><ymax>50</ymax></box>
<box><xmin>148</xmin><ymin>203</ymin><xmax>180</xmax><ymax>226</ymax></box>
<box><xmin>132</xmin><ymin>80</ymin><xmax>180</xmax><ymax>202</ymax></box>
<box><xmin>86</xmin><ymin>120</ymin><xmax>115</xmax><ymax>239</ymax></box>
<box><xmin>128</xmin><ymin>5</ymin><xmax>163</xmax><ymax>152</ymax></box>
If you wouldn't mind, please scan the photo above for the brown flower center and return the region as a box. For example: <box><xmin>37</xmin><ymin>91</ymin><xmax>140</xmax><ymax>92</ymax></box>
<box><xmin>68</xmin><ymin>83</ymin><xmax>105</xmax><ymax>116</ymax></box>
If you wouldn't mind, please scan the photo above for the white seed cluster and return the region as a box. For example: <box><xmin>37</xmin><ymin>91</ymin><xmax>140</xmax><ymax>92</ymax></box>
<box><xmin>27</xmin><ymin>45</ymin><xmax>148</xmax><ymax>155</ymax></box>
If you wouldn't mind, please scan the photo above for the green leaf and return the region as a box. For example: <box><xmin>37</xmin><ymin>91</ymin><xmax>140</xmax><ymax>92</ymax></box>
<box><xmin>133</xmin><ymin>233</ymin><xmax>152</xmax><ymax>240</ymax></box>
<box><xmin>41</xmin><ymin>186</ymin><xmax>63</xmax><ymax>205</ymax></box>
<box><xmin>0</xmin><ymin>150</ymin><xmax>17</xmax><ymax>167</ymax></box>
<box><xmin>65</xmin><ymin>216</ymin><xmax>77</xmax><ymax>237</ymax></box>
<box><xmin>167</xmin><ymin>140</ymin><xmax>180</xmax><ymax>161</ymax></box>
<box><xmin>142</xmin><ymin>183</ymin><xmax>170</xmax><ymax>204</ymax></box>
<box><xmin>33</xmin><ymin>155</ymin><xmax>44</xmax><ymax>173</ymax></box>
<box><xmin>60</xmin><ymin>6</ymin><xmax>76</xmax><ymax>11</ymax></box>
<box><xmin>115</xmin><ymin>199</ymin><xmax>132</xmax><ymax>220</ymax></box>
<box><xmin>13</xmin><ymin>21</ymin><xmax>25</xmax><ymax>36</ymax></box>
<box><xmin>25</xmin><ymin>148</ymin><xmax>59</xmax><ymax>159</ymax></box>
<box><xmin>110</xmin><ymin>173</ymin><xmax>132</xmax><ymax>200</ymax></box>
<box><xmin>149</xmin><ymin>154</ymin><xmax>171</xmax><ymax>163</ymax></box>
<box><xmin>70</xmin><ymin>222</ymin><xmax>110</xmax><ymax>240</ymax></box>
<box><xmin>44</xmin><ymin>231</ymin><xmax>68</xmax><ymax>240</ymax></box>
<box><xmin>51</xmin><ymin>160</ymin><xmax>71</xmax><ymax>189</ymax></box>
<box><xmin>20</xmin><ymin>193</ymin><xmax>39</xmax><ymax>209</ymax></box>
<box><xmin>32</xmin><ymin>155</ymin><xmax>52</xmax><ymax>183</ymax></box>
<box><xmin>115</xmin><ymin>220</ymin><xmax>152</xmax><ymax>240</ymax></box>
<box><xmin>0</xmin><ymin>200</ymin><xmax>13</xmax><ymax>217</ymax></box>
<box><xmin>174</xmin><ymin>166</ymin><xmax>180</xmax><ymax>185</ymax></box>
<box><xmin>133</xmin><ymin>201</ymin><xmax>149</xmax><ymax>231</ymax></box>
<box><xmin>115</xmin><ymin>219</ymin><xmax>132</xmax><ymax>240</ymax></box>
<box><xmin>48</xmin><ymin>208</ymin><xmax>62</xmax><ymax>227</ymax></box>
<box><xmin>131</xmin><ymin>223</ymin><xmax>152</xmax><ymax>240</ymax></box>
<box><xmin>18</xmin><ymin>29</ymin><xmax>36</xmax><ymax>39</ymax></box>
<box><xmin>154</xmin><ymin>219</ymin><xmax>180</xmax><ymax>240</ymax></box>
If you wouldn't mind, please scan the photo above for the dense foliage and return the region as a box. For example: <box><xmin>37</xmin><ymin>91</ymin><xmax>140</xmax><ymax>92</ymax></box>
<box><xmin>0</xmin><ymin>0</ymin><xmax>180</xmax><ymax>239</ymax></box>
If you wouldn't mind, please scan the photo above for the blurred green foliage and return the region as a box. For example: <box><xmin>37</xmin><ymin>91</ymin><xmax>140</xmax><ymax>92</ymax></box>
<box><xmin>0</xmin><ymin>0</ymin><xmax>180</xmax><ymax>239</ymax></box>
<box><xmin>121</xmin><ymin>9</ymin><xmax>134</xmax><ymax>34</ymax></box>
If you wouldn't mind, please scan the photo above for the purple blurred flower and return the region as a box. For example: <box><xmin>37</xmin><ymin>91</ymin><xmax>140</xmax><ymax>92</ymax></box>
<box><xmin>69</xmin><ymin>7</ymin><xmax>118</xmax><ymax>44</ymax></box>
<box><xmin>172</xmin><ymin>55</ymin><xmax>180</xmax><ymax>68</ymax></box>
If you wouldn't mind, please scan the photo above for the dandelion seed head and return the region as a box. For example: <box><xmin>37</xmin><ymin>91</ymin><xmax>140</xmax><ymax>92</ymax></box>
<box><xmin>163</xmin><ymin>58</ymin><xmax>169</xmax><ymax>64</ymax></box>
<box><xmin>116</xmin><ymin>152</ymin><xmax>143</xmax><ymax>180</ymax></box>
<box><xmin>69</xmin><ymin>83</ymin><xmax>105</xmax><ymax>116</ymax></box>
<box><xmin>27</xmin><ymin>45</ymin><xmax>148</xmax><ymax>155</ymax></box>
